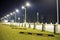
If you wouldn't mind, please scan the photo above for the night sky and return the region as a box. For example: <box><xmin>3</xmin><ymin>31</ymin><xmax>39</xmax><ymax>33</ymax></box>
<box><xmin>0</xmin><ymin>0</ymin><xmax>60</xmax><ymax>23</ymax></box>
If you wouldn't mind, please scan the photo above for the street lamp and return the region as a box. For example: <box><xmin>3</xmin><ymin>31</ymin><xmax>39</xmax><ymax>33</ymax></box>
<box><xmin>56</xmin><ymin>0</ymin><xmax>59</xmax><ymax>24</ymax></box>
<box><xmin>22</xmin><ymin>6</ymin><xmax>25</xmax><ymax>9</ymax></box>
<box><xmin>25</xmin><ymin>2</ymin><xmax>31</xmax><ymax>7</ymax></box>
<box><xmin>18</xmin><ymin>17</ymin><xmax>20</xmax><ymax>23</ymax></box>
<box><xmin>6</xmin><ymin>14</ymin><xmax>10</xmax><ymax>22</ymax></box>
<box><xmin>10</xmin><ymin>13</ymin><xmax>13</xmax><ymax>15</ymax></box>
<box><xmin>4</xmin><ymin>16</ymin><xmax>7</xmax><ymax>18</ymax></box>
<box><xmin>10</xmin><ymin>13</ymin><xmax>13</xmax><ymax>22</ymax></box>
<box><xmin>15</xmin><ymin>9</ymin><xmax>19</xmax><ymax>13</ymax></box>
<box><xmin>22</xmin><ymin>6</ymin><xmax>26</xmax><ymax>23</ymax></box>
<box><xmin>37</xmin><ymin>12</ymin><xmax>39</xmax><ymax>23</ymax></box>
<box><xmin>2</xmin><ymin>16</ymin><xmax>6</xmax><ymax>22</ymax></box>
<box><xmin>12</xmin><ymin>12</ymin><xmax>16</xmax><ymax>22</ymax></box>
<box><xmin>1</xmin><ymin>17</ymin><xmax>3</xmax><ymax>21</ymax></box>
<box><xmin>6</xmin><ymin>14</ymin><xmax>10</xmax><ymax>17</ymax></box>
<box><xmin>18</xmin><ymin>17</ymin><xmax>20</xmax><ymax>27</ymax></box>
<box><xmin>4</xmin><ymin>16</ymin><xmax>7</xmax><ymax>22</ymax></box>
<box><xmin>13</xmin><ymin>12</ymin><xmax>16</xmax><ymax>14</ymax></box>
<box><xmin>13</xmin><ymin>9</ymin><xmax>19</xmax><ymax>22</ymax></box>
<box><xmin>21</xmin><ymin>2</ymin><xmax>31</xmax><ymax>23</ymax></box>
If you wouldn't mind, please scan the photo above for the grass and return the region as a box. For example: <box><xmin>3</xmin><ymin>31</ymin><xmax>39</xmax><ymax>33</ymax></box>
<box><xmin>0</xmin><ymin>23</ymin><xmax>60</xmax><ymax>40</ymax></box>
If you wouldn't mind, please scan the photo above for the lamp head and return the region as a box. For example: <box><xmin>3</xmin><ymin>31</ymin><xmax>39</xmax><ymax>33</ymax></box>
<box><xmin>26</xmin><ymin>2</ymin><xmax>31</xmax><ymax>7</ymax></box>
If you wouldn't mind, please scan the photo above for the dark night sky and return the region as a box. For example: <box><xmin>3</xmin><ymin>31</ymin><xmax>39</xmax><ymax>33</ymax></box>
<box><xmin>0</xmin><ymin>0</ymin><xmax>60</xmax><ymax>23</ymax></box>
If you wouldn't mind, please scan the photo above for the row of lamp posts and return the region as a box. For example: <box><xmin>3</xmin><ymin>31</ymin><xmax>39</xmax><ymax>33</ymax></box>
<box><xmin>1</xmin><ymin>0</ymin><xmax>59</xmax><ymax>34</ymax></box>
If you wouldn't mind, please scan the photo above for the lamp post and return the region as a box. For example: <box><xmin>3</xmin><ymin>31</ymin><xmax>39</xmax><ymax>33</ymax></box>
<box><xmin>13</xmin><ymin>12</ymin><xmax>16</xmax><ymax>22</ymax></box>
<box><xmin>56</xmin><ymin>0</ymin><xmax>59</xmax><ymax>24</ymax></box>
<box><xmin>14</xmin><ymin>9</ymin><xmax>19</xmax><ymax>23</ymax></box>
<box><xmin>10</xmin><ymin>13</ymin><xmax>13</xmax><ymax>22</ymax></box>
<box><xmin>22</xmin><ymin>6</ymin><xmax>26</xmax><ymax>23</ymax></box>
<box><xmin>21</xmin><ymin>2</ymin><xmax>31</xmax><ymax>23</ymax></box>
<box><xmin>37</xmin><ymin>12</ymin><xmax>39</xmax><ymax>23</ymax></box>
<box><xmin>4</xmin><ymin>16</ymin><xmax>7</xmax><ymax>22</ymax></box>
<box><xmin>10</xmin><ymin>13</ymin><xmax>13</xmax><ymax>26</ymax></box>
<box><xmin>1</xmin><ymin>17</ymin><xmax>4</xmax><ymax>22</ymax></box>
<box><xmin>6</xmin><ymin>14</ymin><xmax>10</xmax><ymax>22</ymax></box>
<box><xmin>18</xmin><ymin>17</ymin><xmax>20</xmax><ymax>27</ymax></box>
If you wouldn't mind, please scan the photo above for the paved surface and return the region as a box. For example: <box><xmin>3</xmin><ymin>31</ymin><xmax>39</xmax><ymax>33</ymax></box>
<box><xmin>0</xmin><ymin>24</ymin><xmax>60</xmax><ymax>40</ymax></box>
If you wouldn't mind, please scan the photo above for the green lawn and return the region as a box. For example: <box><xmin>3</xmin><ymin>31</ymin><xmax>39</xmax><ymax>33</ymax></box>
<box><xmin>0</xmin><ymin>23</ymin><xmax>60</xmax><ymax>40</ymax></box>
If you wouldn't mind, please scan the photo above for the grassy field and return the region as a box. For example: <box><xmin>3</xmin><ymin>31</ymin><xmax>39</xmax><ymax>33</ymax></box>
<box><xmin>0</xmin><ymin>23</ymin><xmax>60</xmax><ymax>40</ymax></box>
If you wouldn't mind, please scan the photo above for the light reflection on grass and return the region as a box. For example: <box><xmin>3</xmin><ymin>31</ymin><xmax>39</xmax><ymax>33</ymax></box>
<box><xmin>0</xmin><ymin>24</ymin><xmax>60</xmax><ymax>40</ymax></box>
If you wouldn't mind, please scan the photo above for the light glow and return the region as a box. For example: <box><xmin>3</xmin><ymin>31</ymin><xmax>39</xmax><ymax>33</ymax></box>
<box><xmin>15</xmin><ymin>9</ymin><xmax>19</xmax><ymax>13</ymax></box>
<box><xmin>4</xmin><ymin>16</ymin><xmax>7</xmax><ymax>18</ymax></box>
<box><xmin>4</xmin><ymin>20</ymin><xmax>8</xmax><ymax>22</ymax></box>
<box><xmin>7</xmin><ymin>14</ymin><xmax>10</xmax><ymax>17</ymax></box>
<box><xmin>13</xmin><ymin>12</ymin><xmax>16</xmax><ymax>14</ymax></box>
<box><xmin>18</xmin><ymin>17</ymin><xmax>20</xmax><ymax>20</ymax></box>
<box><xmin>10</xmin><ymin>13</ymin><xmax>13</xmax><ymax>15</ymax></box>
<box><xmin>26</xmin><ymin>2</ymin><xmax>31</xmax><ymax>7</ymax></box>
<box><xmin>22</xmin><ymin>6</ymin><xmax>25</xmax><ymax>9</ymax></box>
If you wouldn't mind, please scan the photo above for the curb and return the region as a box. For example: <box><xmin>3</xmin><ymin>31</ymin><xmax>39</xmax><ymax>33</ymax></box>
<box><xmin>19</xmin><ymin>32</ymin><xmax>54</xmax><ymax>37</ymax></box>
